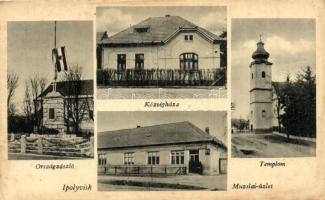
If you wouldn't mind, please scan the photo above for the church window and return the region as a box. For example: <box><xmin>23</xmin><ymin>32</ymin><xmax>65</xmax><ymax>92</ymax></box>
<box><xmin>262</xmin><ymin>71</ymin><xmax>266</xmax><ymax>78</ymax></box>
<box><xmin>262</xmin><ymin>110</ymin><xmax>266</xmax><ymax>118</ymax></box>
<box><xmin>49</xmin><ymin>108</ymin><xmax>55</xmax><ymax>119</ymax></box>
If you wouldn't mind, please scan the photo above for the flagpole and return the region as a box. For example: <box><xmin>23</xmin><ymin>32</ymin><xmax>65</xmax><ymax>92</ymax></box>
<box><xmin>53</xmin><ymin>21</ymin><xmax>57</xmax><ymax>92</ymax></box>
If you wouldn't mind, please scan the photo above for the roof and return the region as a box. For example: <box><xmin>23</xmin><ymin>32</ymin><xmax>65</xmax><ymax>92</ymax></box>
<box><xmin>98</xmin><ymin>121</ymin><xmax>227</xmax><ymax>150</ymax></box>
<box><xmin>101</xmin><ymin>15</ymin><xmax>224</xmax><ymax>46</ymax></box>
<box><xmin>252</xmin><ymin>41</ymin><xmax>270</xmax><ymax>60</ymax></box>
<box><xmin>39</xmin><ymin>79</ymin><xmax>93</xmax><ymax>98</ymax></box>
<box><xmin>97</xmin><ymin>31</ymin><xmax>108</xmax><ymax>43</ymax></box>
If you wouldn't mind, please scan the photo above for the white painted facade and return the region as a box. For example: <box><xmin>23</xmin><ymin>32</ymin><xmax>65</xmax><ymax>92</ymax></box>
<box><xmin>101</xmin><ymin>32</ymin><xmax>220</xmax><ymax>70</ymax></box>
<box><xmin>98</xmin><ymin>143</ymin><xmax>227</xmax><ymax>175</ymax></box>
<box><xmin>249</xmin><ymin>62</ymin><xmax>273</xmax><ymax>133</ymax></box>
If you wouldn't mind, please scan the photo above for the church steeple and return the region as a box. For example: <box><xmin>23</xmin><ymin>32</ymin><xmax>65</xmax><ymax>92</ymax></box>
<box><xmin>249</xmin><ymin>34</ymin><xmax>273</xmax><ymax>134</ymax></box>
<box><xmin>252</xmin><ymin>35</ymin><xmax>270</xmax><ymax>61</ymax></box>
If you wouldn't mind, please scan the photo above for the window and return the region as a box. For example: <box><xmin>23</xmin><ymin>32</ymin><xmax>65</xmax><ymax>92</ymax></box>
<box><xmin>148</xmin><ymin>151</ymin><xmax>160</xmax><ymax>165</ymax></box>
<box><xmin>117</xmin><ymin>54</ymin><xmax>126</xmax><ymax>71</ymax></box>
<box><xmin>252</xmin><ymin>73</ymin><xmax>253</xmax><ymax>79</ymax></box>
<box><xmin>171</xmin><ymin>150</ymin><xmax>184</xmax><ymax>165</ymax></box>
<box><xmin>184</xmin><ymin>35</ymin><xmax>193</xmax><ymax>41</ymax></box>
<box><xmin>98</xmin><ymin>154</ymin><xmax>107</xmax><ymax>166</ymax></box>
<box><xmin>262</xmin><ymin>110</ymin><xmax>266</xmax><ymax>118</ymax></box>
<box><xmin>135</xmin><ymin>54</ymin><xmax>144</xmax><ymax>70</ymax></box>
<box><xmin>49</xmin><ymin>108</ymin><xmax>55</xmax><ymax>119</ymax></box>
<box><xmin>179</xmin><ymin>53</ymin><xmax>198</xmax><ymax>70</ymax></box>
<box><xmin>124</xmin><ymin>152</ymin><xmax>134</xmax><ymax>165</ymax></box>
<box><xmin>134</xmin><ymin>27</ymin><xmax>150</xmax><ymax>33</ymax></box>
<box><xmin>89</xmin><ymin>110</ymin><xmax>93</xmax><ymax>119</ymax></box>
<box><xmin>262</xmin><ymin>71</ymin><xmax>266</xmax><ymax>78</ymax></box>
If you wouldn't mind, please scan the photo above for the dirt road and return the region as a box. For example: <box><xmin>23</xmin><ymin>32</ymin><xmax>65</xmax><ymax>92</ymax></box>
<box><xmin>232</xmin><ymin>133</ymin><xmax>316</xmax><ymax>158</ymax></box>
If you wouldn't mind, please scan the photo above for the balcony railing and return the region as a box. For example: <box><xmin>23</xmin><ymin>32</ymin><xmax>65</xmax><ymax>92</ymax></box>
<box><xmin>97</xmin><ymin>68</ymin><xmax>226</xmax><ymax>87</ymax></box>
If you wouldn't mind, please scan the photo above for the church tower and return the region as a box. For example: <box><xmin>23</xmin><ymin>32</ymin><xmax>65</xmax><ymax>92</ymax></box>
<box><xmin>249</xmin><ymin>37</ymin><xmax>273</xmax><ymax>133</ymax></box>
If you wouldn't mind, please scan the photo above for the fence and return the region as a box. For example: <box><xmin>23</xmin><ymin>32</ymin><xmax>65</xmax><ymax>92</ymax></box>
<box><xmin>97</xmin><ymin>68</ymin><xmax>226</xmax><ymax>87</ymax></box>
<box><xmin>98</xmin><ymin>165</ymin><xmax>187</xmax><ymax>177</ymax></box>
<box><xmin>8</xmin><ymin>133</ymin><xmax>94</xmax><ymax>158</ymax></box>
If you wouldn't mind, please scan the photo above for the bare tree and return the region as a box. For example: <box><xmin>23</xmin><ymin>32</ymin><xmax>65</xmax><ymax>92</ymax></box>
<box><xmin>24</xmin><ymin>75</ymin><xmax>47</xmax><ymax>132</ymax></box>
<box><xmin>7</xmin><ymin>73</ymin><xmax>19</xmax><ymax>116</ymax></box>
<box><xmin>23</xmin><ymin>81</ymin><xmax>33</xmax><ymax>123</ymax></box>
<box><xmin>64</xmin><ymin>65</ymin><xmax>93</xmax><ymax>135</ymax></box>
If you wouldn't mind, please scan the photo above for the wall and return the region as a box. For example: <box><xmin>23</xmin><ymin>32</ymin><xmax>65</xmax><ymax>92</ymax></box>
<box><xmin>102</xmin><ymin>32</ymin><xmax>220</xmax><ymax>70</ymax></box>
<box><xmin>42</xmin><ymin>92</ymin><xmax>94</xmax><ymax>134</ymax></box>
<box><xmin>250</xmin><ymin>63</ymin><xmax>273</xmax><ymax>89</ymax></box>
<box><xmin>250</xmin><ymin>62</ymin><xmax>273</xmax><ymax>133</ymax></box>
<box><xmin>42</xmin><ymin>92</ymin><xmax>65</xmax><ymax>133</ymax></box>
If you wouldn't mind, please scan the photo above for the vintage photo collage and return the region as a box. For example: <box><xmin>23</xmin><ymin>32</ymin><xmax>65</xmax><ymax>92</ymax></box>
<box><xmin>4</xmin><ymin>4</ymin><xmax>318</xmax><ymax>194</ymax></box>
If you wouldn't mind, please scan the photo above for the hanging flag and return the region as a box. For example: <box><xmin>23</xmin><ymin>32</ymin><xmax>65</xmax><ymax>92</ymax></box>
<box><xmin>52</xmin><ymin>46</ymin><xmax>68</xmax><ymax>74</ymax></box>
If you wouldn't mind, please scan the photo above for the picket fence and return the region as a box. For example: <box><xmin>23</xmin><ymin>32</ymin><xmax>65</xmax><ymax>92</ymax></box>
<box><xmin>98</xmin><ymin>165</ymin><xmax>187</xmax><ymax>176</ymax></box>
<box><xmin>8</xmin><ymin>133</ymin><xmax>94</xmax><ymax>158</ymax></box>
<box><xmin>97</xmin><ymin>68</ymin><xmax>226</xmax><ymax>87</ymax></box>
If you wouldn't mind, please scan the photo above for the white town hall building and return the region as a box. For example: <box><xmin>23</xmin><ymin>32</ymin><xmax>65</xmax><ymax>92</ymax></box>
<box><xmin>97</xmin><ymin>15</ymin><xmax>226</xmax><ymax>71</ymax></box>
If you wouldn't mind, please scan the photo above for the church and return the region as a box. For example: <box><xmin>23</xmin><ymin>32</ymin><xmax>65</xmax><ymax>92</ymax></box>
<box><xmin>97</xmin><ymin>15</ymin><xmax>226</xmax><ymax>71</ymax></box>
<box><xmin>249</xmin><ymin>38</ymin><xmax>284</xmax><ymax>134</ymax></box>
<box><xmin>249</xmin><ymin>39</ymin><xmax>284</xmax><ymax>133</ymax></box>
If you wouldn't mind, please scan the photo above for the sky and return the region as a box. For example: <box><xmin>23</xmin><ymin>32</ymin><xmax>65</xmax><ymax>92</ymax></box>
<box><xmin>96</xmin><ymin>6</ymin><xmax>226</xmax><ymax>36</ymax></box>
<box><xmin>231</xmin><ymin>19</ymin><xmax>315</xmax><ymax>119</ymax></box>
<box><xmin>97</xmin><ymin>111</ymin><xmax>227</xmax><ymax>144</ymax></box>
<box><xmin>7</xmin><ymin>21</ymin><xmax>93</xmax><ymax>114</ymax></box>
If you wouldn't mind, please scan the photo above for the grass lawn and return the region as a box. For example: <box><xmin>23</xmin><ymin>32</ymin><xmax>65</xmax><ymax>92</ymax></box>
<box><xmin>97</xmin><ymin>87</ymin><xmax>227</xmax><ymax>99</ymax></box>
<box><xmin>232</xmin><ymin>133</ymin><xmax>316</xmax><ymax>158</ymax></box>
<box><xmin>98</xmin><ymin>174</ymin><xmax>227</xmax><ymax>191</ymax></box>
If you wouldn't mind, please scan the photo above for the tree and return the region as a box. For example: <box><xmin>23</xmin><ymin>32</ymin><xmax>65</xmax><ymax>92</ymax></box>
<box><xmin>279</xmin><ymin>66</ymin><xmax>316</xmax><ymax>138</ymax></box>
<box><xmin>7</xmin><ymin>73</ymin><xmax>19</xmax><ymax>117</ymax></box>
<box><xmin>23</xmin><ymin>81</ymin><xmax>33</xmax><ymax>126</ymax></box>
<box><xmin>23</xmin><ymin>75</ymin><xmax>47</xmax><ymax>132</ymax></box>
<box><xmin>63</xmin><ymin>65</ymin><xmax>93</xmax><ymax>136</ymax></box>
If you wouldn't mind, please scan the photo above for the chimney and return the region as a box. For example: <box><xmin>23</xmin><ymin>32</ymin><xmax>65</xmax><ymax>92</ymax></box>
<box><xmin>205</xmin><ymin>127</ymin><xmax>210</xmax><ymax>134</ymax></box>
<box><xmin>165</xmin><ymin>14</ymin><xmax>170</xmax><ymax>17</ymax></box>
<box><xmin>137</xmin><ymin>125</ymin><xmax>141</xmax><ymax>128</ymax></box>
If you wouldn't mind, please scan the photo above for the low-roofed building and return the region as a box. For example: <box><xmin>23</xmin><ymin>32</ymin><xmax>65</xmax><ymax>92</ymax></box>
<box><xmin>98</xmin><ymin>121</ymin><xmax>227</xmax><ymax>176</ymax></box>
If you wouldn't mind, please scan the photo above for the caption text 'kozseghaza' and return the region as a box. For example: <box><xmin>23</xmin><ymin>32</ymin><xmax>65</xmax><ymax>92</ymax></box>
<box><xmin>144</xmin><ymin>101</ymin><xmax>180</xmax><ymax>108</ymax></box>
